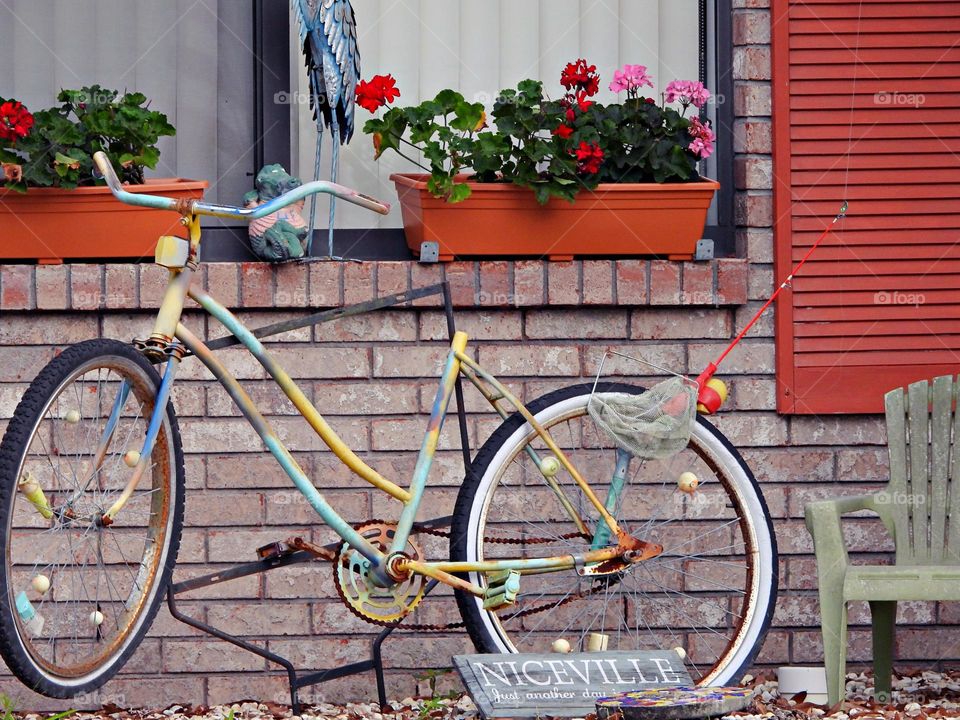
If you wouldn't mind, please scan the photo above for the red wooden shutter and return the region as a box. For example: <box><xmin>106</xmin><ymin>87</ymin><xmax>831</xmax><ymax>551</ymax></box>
<box><xmin>772</xmin><ymin>0</ymin><xmax>960</xmax><ymax>414</ymax></box>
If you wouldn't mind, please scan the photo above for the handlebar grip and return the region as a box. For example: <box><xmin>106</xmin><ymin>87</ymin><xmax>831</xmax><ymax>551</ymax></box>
<box><xmin>92</xmin><ymin>151</ymin><xmax>180</xmax><ymax>212</ymax></box>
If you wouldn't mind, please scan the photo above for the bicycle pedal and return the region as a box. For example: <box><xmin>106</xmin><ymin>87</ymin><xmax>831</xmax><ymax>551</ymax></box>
<box><xmin>256</xmin><ymin>541</ymin><xmax>294</xmax><ymax>560</ymax></box>
<box><xmin>483</xmin><ymin>570</ymin><xmax>521</xmax><ymax>611</ymax></box>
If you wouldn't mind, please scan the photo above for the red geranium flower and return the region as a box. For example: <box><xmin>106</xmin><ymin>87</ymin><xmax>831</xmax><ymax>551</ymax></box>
<box><xmin>0</xmin><ymin>101</ymin><xmax>34</xmax><ymax>143</ymax></box>
<box><xmin>561</xmin><ymin>59</ymin><xmax>598</xmax><ymax>95</ymax></box>
<box><xmin>575</xmin><ymin>141</ymin><xmax>604</xmax><ymax>175</ymax></box>
<box><xmin>356</xmin><ymin>74</ymin><xmax>401</xmax><ymax>113</ymax></box>
<box><xmin>553</xmin><ymin>124</ymin><xmax>574</xmax><ymax>140</ymax></box>
<box><xmin>576</xmin><ymin>91</ymin><xmax>594</xmax><ymax>113</ymax></box>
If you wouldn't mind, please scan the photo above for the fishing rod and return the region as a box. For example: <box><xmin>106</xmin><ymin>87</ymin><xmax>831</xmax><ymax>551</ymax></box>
<box><xmin>694</xmin><ymin>201</ymin><xmax>849</xmax><ymax>413</ymax></box>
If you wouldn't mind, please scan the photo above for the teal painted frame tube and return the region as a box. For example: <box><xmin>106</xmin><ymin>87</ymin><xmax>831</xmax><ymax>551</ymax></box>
<box><xmin>592</xmin><ymin>448</ymin><xmax>631</xmax><ymax>550</ymax></box>
<box><xmin>173</xmin><ymin>323</ymin><xmax>384</xmax><ymax>566</ymax></box>
<box><xmin>390</xmin><ymin>345</ymin><xmax>462</xmax><ymax>554</ymax></box>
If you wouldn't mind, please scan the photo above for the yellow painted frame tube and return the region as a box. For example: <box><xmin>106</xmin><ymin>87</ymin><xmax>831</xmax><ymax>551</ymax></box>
<box><xmin>455</xmin><ymin>350</ymin><xmax>622</xmax><ymax>538</ymax></box>
<box><xmin>190</xmin><ymin>289</ymin><xmax>411</xmax><ymax>504</ymax></box>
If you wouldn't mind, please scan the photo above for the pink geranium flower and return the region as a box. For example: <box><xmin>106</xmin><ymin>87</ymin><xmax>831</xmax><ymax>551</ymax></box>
<box><xmin>688</xmin><ymin>116</ymin><xmax>716</xmax><ymax>159</ymax></box>
<box><xmin>665</xmin><ymin>80</ymin><xmax>711</xmax><ymax>111</ymax></box>
<box><xmin>609</xmin><ymin>64</ymin><xmax>654</xmax><ymax>96</ymax></box>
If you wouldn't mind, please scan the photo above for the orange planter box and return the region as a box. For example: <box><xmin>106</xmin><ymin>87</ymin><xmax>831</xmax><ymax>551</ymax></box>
<box><xmin>0</xmin><ymin>179</ymin><xmax>208</xmax><ymax>264</ymax></box>
<box><xmin>391</xmin><ymin>173</ymin><xmax>719</xmax><ymax>262</ymax></box>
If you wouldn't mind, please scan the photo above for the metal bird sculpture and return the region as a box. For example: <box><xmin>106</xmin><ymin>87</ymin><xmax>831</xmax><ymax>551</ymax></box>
<box><xmin>292</xmin><ymin>0</ymin><xmax>361</xmax><ymax>258</ymax></box>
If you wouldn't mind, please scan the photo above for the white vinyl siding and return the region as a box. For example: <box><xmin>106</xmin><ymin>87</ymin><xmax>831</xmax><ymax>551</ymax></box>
<box><xmin>291</xmin><ymin>0</ymin><xmax>701</xmax><ymax>229</ymax></box>
<box><xmin>0</xmin><ymin>0</ymin><xmax>254</xmax><ymax>207</ymax></box>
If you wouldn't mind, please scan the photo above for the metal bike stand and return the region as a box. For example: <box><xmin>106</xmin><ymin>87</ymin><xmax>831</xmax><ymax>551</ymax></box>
<box><xmin>166</xmin><ymin>281</ymin><xmax>472</xmax><ymax>714</ymax></box>
<box><xmin>166</xmin><ymin>536</ymin><xmax>446</xmax><ymax>714</ymax></box>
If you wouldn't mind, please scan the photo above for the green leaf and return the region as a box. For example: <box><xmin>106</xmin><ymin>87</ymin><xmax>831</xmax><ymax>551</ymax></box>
<box><xmin>447</xmin><ymin>182</ymin><xmax>472</xmax><ymax>203</ymax></box>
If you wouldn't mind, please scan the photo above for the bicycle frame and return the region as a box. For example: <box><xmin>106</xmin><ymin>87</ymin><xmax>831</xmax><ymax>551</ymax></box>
<box><xmin>105</xmin><ymin>216</ymin><xmax>631</xmax><ymax>598</ymax></box>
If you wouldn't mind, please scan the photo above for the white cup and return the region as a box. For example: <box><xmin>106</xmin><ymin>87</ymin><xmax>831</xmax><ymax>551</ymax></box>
<box><xmin>778</xmin><ymin>666</ymin><xmax>829</xmax><ymax>705</ymax></box>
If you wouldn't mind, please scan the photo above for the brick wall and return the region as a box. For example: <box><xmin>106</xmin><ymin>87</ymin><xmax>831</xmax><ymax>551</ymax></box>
<box><xmin>0</xmin><ymin>3</ymin><xmax>953</xmax><ymax>710</ymax></box>
<box><xmin>0</xmin><ymin>252</ymin><xmax>930</xmax><ymax>710</ymax></box>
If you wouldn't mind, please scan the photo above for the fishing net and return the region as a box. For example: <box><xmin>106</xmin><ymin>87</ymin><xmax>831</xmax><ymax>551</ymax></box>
<box><xmin>587</xmin><ymin>375</ymin><xmax>698</xmax><ymax>460</ymax></box>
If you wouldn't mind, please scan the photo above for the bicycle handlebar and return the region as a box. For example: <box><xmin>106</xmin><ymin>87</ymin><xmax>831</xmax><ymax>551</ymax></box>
<box><xmin>92</xmin><ymin>151</ymin><xmax>391</xmax><ymax>219</ymax></box>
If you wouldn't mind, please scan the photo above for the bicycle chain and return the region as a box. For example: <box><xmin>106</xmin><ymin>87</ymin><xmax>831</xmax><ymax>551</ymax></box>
<box><xmin>333</xmin><ymin>520</ymin><xmax>604</xmax><ymax>632</ymax></box>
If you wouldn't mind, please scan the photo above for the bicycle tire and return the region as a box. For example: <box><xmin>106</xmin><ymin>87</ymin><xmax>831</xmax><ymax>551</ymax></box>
<box><xmin>0</xmin><ymin>339</ymin><xmax>185</xmax><ymax>697</ymax></box>
<box><xmin>450</xmin><ymin>382</ymin><xmax>777</xmax><ymax>686</ymax></box>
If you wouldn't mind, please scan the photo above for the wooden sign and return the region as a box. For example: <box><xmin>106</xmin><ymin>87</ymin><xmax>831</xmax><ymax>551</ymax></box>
<box><xmin>453</xmin><ymin>651</ymin><xmax>693</xmax><ymax>718</ymax></box>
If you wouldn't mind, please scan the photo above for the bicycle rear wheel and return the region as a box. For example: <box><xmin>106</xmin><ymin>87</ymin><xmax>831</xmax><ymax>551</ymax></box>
<box><xmin>0</xmin><ymin>339</ymin><xmax>184</xmax><ymax>697</ymax></box>
<box><xmin>450</xmin><ymin>382</ymin><xmax>777</xmax><ymax>686</ymax></box>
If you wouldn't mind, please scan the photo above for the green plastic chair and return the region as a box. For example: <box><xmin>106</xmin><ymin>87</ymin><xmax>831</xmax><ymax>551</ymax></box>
<box><xmin>805</xmin><ymin>375</ymin><xmax>960</xmax><ymax>706</ymax></box>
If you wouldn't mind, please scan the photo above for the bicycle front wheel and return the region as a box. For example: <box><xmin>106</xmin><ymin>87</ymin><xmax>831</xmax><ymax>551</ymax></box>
<box><xmin>450</xmin><ymin>382</ymin><xmax>777</xmax><ymax>686</ymax></box>
<box><xmin>0</xmin><ymin>339</ymin><xmax>184</xmax><ymax>697</ymax></box>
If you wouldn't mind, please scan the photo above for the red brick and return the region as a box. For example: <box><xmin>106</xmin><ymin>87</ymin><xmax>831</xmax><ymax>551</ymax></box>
<box><xmin>273</xmin><ymin>262</ymin><xmax>308</xmax><ymax>307</ymax></box>
<box><xmin>34</xmin><ymin>265</ymin><xmax>68</xmax><ymax>309</ymax></box>
<box><xmin>649</xmin><ymin>260</ymin><xmax>681</xmax><ymax>305</ymax></box>
<box><xmin>376</xmin><ymin>261</ymin><xmax>410</xmax><ymax>297</ymax></box>
<box><xmin>731</xmin><ymin>376</ymin><xmax>776</xmax><ymax>410</ymax></box>
<box><xmin>0</xmin><ymin>314</ymin><xmax>97</xmax><ymax>345</ymax></box>
<box><xmin>69</xmin><ymin>264</ymin><xmax>103</xmax><ymax>310</ymax></box>
<box><xmin>165</xmin><ymin>639</ymin><xmax>266</xmax><ymax>672</ymax></box>
<box><xmin>790</xmin><ymin>416</ymin><xmax>886</xmax><ymax>446</ymax></box>
<box><xmin>313</xmin><ymin>310</ymin><xmax>417</xmax><ymax>343</ymax></box>
<box><xmin>343</xmin><ymin>260</ymin><xmax>375</xmax><ymax>305</ymax></box>
<box><xmin>732</xmin><ymin>9</ymin><xmax>770</xmax><ymax>45</ymax></box>
<box><xmin>734</xmin><ymin>156</ymin><xmax>773</xmax><ymax>190</ymax></box>
<box><xmin>717</xmin><ymin>259</ymin><xmax>749</xmax><ymax>304</ymax></box>
<box><xmin>734</xmin><ymin>83</ymin><xmax>772</xmax><ymax>117</ymax></box>
<box><xmin>631</xmin><ymin>308</ymin><xmax>730</xmax><ymax>340</ymax></box>
<box><xmin>205</xmin><ymin>262</ymin><xmax>239</xmax><ymax>307</ymax></box>
<box><xmin>206</xmin><ymin>602</ymin><xmax>310</xmax><ymax>636</ymax></box>
<box><xmin>139</xmin><ymin>264</ymin><xmax>167</xmax><ymax>308</ymax></box>
<box><xmin>582</xmin><ymin>260</ymin><xmax>614</xmax><ymax>304</ymax></box>
<box><xmin>581</xmin><ymin>343</ymin><xmax>686</xmax><ymax>377</ymax></box>
<box><xmin>681</xmin><ymin>262</ymin><xmax>715</xmax><ymax>305</ymax></box>
<box><xmin>240</xmin><ymin>262</ymin><xmax>274</xmax><ymax>307</ymax></box>
<box><xmin>743</xmin><ymin>229</ymin><xmax>774</xmax><ymax>263</ymax></box>
<box><xmin>104</xmin><ymin>264</ymin><xmax>138</xmax><ymax>308</ymax></box>
<box><xmin>837</xmin><ymin>448</ymin><xmax>889</xmax><ymax>481</ymax></box>
<box><xmin>733</xmin><ymin>0</ymin><xmax>770</xmax><ymax>7</ymax></box>
<box><xmin>373</xmin><ymin>345</ymin><xmax>450</xmax><ymax>378</ymax></box>
<box><xmin>734</xmin><ymin>119</ymin><xmax>773</xmax><ymax>154</ymax></box>
<box><xmin>420</xmin><ymin>309</ymin><xmax>521</xmax><ymax>341</ymax></box>
<box><xmin>185</xmin><ymin>489</ymin><xmax>264</xmax><ymax>526</ymax></box>
<box><xmin>733</xmin><ymin>46</ymin><xmax>771</xmax><ymax>81</ymax></box>
<box><xmin>0</xmin><ymin>265</ymin><xmax>33</xmax><ymax>309</ymax></box>
<box><xmin>410</xmin><ymin>262</ymin><xmax>444</xmax><ymax>306</ymax></box>
<box><xmin>269</xmin><ymin>347</ymin><xmax>370</xmax><ymax>379</ymax></box>
<box><xmin>478</xmin><ymin>344</ymin><xmax>581</xmax><ymax>377</ymax></box>
<box><xmin>478</xmin><ymin>260</ymin><xmax>511</xmax><ymax>307</ymax></box>
<box><xmin>444</xmin><ymin>261</ymin><xmax>477</xmax><ymax>306</ymax></box>
<box><xmin>308</xmin><ymin>260</ymin><xmax>342</xmax><ymax>306</ymax></box>
<box><xmin>547</xmin><ymin>261</ymin><xmax>581</xmax><ymax>305</ymax></box>
<box><xmin>315</xmin><ymin>380</ymin><xmax>419</xmax><ymax>414</ymax></box>
<box><xmin>513</xmin><ymin>260</ymin><xmax>545</xmax><ymax>306</ymax></box>
<box><xmin>526</xmin><ymin>309</ymin><xmax>627</xmax><ymax>339</ymax></box>
<box><xmin>748</xmin><ymin>263</ymin><xmax>774</xmax><ymax>300</ymax></box>
<box><xmin>735</xmin><ymin>193</ymin><xmax>773</xmax><ymax>227</ymax></box>
<box><xmin>616</xmin><ymin>260</ymin><xmax>648</xmax><ymax>305</ymax></box>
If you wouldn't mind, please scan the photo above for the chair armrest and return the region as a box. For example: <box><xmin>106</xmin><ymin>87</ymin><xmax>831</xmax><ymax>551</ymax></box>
<box><xmin>804</xmin><ymin>494</ymin><xmax>879</xmax><ymax>578</ymax></box>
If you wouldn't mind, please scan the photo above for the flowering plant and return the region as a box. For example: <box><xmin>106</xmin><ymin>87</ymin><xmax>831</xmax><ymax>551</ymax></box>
<box><xmin>359</xmin><ymin>60</ymin><xmax>714</xmax><ymax>204</ymax></box>
<box><xmin>0</xmin><ymin>86</ymin><xmax>175</xmax><ymax>192</ymax></box>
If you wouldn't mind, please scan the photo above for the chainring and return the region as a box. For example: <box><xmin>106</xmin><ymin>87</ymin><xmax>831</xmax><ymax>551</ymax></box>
<box><xmin>334</xmin><ymin>522</ymin><xmax>427</xmax><ymax>626</ymax></box>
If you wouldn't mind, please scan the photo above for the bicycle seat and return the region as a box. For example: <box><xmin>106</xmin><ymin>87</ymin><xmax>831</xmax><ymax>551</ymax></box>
<box><xmin>93</xmin><ymin>151</ymin><xmax>391</xmax><ymax>220</ymax></box>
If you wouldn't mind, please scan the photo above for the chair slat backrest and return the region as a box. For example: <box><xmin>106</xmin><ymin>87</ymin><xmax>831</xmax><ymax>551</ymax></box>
<box><xmin>884</xmin><ymin>375</ymin><xmax>960</xmax><ymax>565</ymax></box>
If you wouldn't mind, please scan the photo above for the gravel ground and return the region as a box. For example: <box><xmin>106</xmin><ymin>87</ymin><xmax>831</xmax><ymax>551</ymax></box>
<box><xmin>13</xmin><ymin>671</ymin><xmax>960</xmax><ymax>720</ymax></box>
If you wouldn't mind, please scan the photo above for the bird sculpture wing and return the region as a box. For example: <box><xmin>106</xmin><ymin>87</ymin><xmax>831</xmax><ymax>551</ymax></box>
<box><xmin>292</xmin><ymin>0</ymin><xmax>361</xmax><ymax>144</ymax></box>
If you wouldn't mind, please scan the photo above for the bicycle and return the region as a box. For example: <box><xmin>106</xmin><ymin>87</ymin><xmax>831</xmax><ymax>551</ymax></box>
<box><xmin>0</xmin><ymin>151</ymin><xmax>777</xmax><ymax>699</ymax></box>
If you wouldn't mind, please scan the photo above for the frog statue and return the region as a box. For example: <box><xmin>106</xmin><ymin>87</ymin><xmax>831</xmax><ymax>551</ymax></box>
<box><xmin>244</xmin><ymin>164</ymin><xmax>309</xmax><ymax>262</ymax></box>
